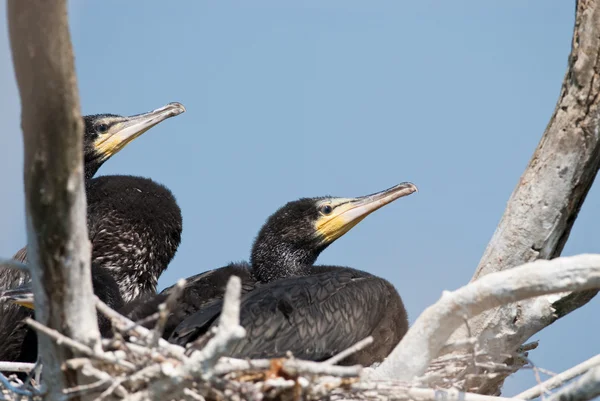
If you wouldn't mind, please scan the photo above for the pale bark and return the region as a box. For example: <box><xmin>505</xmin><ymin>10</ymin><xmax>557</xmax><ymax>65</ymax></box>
<box><xmin>546</xmin><ymin>365</ymin><xmax>600</xmax><ymax>401</ymax></box>
<box><xmin>433</xmin><ymin>0</ymin><xmax>600</xmax><ymax>394</ymax></box>
<box><xmin>517</xmin><ymin>353</ymin><xmax>600</xmax><ymax>400</ymax></box>
<box><xmin>369</xmin><ymin>254</ymin><xmax>600</xmax><ymax>381</ymax></box>
<box><xmin>7</xmin><ymin>0</ymin><xmax>99</xmax><ymax>400</ymax></box>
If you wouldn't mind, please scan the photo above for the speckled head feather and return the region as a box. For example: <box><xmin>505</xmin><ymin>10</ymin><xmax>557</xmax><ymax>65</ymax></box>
<box><xmin>251</xmin><ymin>197</ymin><xmax>328</xmax><ymax>282</ymax></box>
<box><xmin>250</xmin><ymin>182</ymin><xmax>417</xmax><ymax>283</ymax></box>
<box><xmin>82</xmin><ymin>102</ymin><xmax>185</xmax><ymax>180</ymax></box>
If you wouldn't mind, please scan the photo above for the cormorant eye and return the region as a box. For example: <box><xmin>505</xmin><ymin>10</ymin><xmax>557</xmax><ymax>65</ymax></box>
<box><xmin>320</xmin><ymin>204</ymin><xmax>333</xmax><ymax>215</ymax></box>
<box><xmin>97</xmin><ymin>124</ymin><xmax>109</xmax><ymax>133</ymax></box>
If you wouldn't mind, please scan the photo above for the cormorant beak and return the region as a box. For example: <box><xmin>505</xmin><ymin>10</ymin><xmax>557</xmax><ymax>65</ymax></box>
<box><xmin>0</xmin><ymin>285</ymin><xmax>35</xmax><ymax>310</ymax></box>
<box><xmin>94</xmin><ymin>102</ymin><xmax>186</xmax><ymax>161</ymax></box>
<box><xmin>315</xmin><ymin>182</ymin><xmax>418</xmax><ymax>243</ymax></box>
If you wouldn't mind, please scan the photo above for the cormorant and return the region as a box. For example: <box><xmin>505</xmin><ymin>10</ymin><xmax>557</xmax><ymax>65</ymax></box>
<box><xmin>1</xmin><ymin>265</ymin><xmax>124</xmax><ymax>335</ymax></box>
<box><xmin>8</xmin><ymin>102</ymin><xmax>185</xmax><ymax>269</ymax></box>
<box><xmin>123</xmin><ymin>182</ymin><xmax>416</xmax><ymax>367</ymax></box>
<box><xmin>0</xmin><ymin>103</ymin><xmax>185</xmax><ymax>365</ymax></box>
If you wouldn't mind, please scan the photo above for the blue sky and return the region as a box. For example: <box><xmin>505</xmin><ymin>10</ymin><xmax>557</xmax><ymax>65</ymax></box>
<box><xmin>0</xmin><ymin>1</ymin><xmax>597</xmax><ymax>396</ymax></box>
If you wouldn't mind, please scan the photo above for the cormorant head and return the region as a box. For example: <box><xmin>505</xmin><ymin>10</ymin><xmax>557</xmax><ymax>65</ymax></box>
<box><xmin>83</xmin><ymin>102</ymin><xmax>186</xmax><ymax>180</ymax></box>
<box><xmin>251</xmin><ymin>182</ymin><xmax>417</xmax><ymax>282</ymax></box>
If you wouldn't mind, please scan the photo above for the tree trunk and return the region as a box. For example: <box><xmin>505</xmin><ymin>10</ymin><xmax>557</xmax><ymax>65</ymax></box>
<box><xmin>7</xmin><ymin>0</ymin><xmax>100</xmax><ymax>399</ymax></box>
<box><xmin>438</xmin><ymin>0</ymin><xmax>600</xmax><ymax>394</ymax></box>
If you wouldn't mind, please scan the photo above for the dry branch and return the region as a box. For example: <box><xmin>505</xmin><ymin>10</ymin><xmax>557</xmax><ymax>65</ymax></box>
<box><xmin>517</xmin><ymin>353</ymin><xmax>600</xmax><ymax>400</ymax></box>
<box><xmin>434</xmin><ymin>0</ymin><xmax>600</xmax><ymax>394</ymax></box>
<box><xmin>371</xmin><ymin>254</ymin><xmax>600</xmax><ymax>381</ymax></box>
<box><xmin>2</xmin><ymin>260</ymin><xmax>599</xmax><ymax>401</ymax></box>
<box><xmin>150</xmin><ymin>279</ymin><xmax>186</xmax><ymax>347</ymax></box>
<box><xmin>546</xmin><ymin>365</ymin><xmax>600</xmax><ymax>401</ymax></box>
<box><xmin>7</xmin><ymin>0</ymin><xmax>99</xmax><ymax>399</ymax></box>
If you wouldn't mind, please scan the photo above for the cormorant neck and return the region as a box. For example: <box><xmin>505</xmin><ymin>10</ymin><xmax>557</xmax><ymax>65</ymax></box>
<box><xmin>250</xmin><ymin>231</ymin><xmax>322</xmax><ymax>283</ymax></box>
<box><xmin>84</xmin><ymin>160</ymin><xmax>101</xmax><ymax>181</ymax></box>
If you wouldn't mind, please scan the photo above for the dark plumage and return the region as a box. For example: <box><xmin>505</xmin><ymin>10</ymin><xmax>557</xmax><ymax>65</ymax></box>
<box><xmin>85</xmin><ymin>175</ymin><xmax>183</xmax><ymax>302</ymax></box>
<box><xmin>173</xmin><ymin>266</ymin><xmax>404</xmax><ymax>365</ymax></box>
<box><xmin>124</xmin><ymin>182</ymin><xmax>416</xmax><ymax>366</ymax></box>
<box><xmin>0</xmin><ymin>103</ymin><xmax>185</xmax><ymax>366</ymax></box>
<box><xmin>2</xmin><ymin>266</ymin><xmax>124</xmax><ymax>364</ymax></box>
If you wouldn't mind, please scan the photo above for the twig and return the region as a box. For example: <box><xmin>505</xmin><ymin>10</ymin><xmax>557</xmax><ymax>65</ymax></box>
<box><xmin>518</xmin><ymin>353</ymin><xmax>600</xmax><ymax>400</ymax></box>
<box><xmin>212</xmin><ymin>356</ymin><xmax>362</xmax><ymax>378</ymax></box>
<box><xmin>186</xmin><ymin>276</ymin><xmax>246</xmax><ymax>377</ymax></box>
<box><xmin>0</xmin><ymin>362</ymin><xmax>35</xmax><ymax>373</ymax></box>
<box><xmin>26</xmin><ymin>318</ymin><xmax>135</xmax><ymax>370</ymax></box>
<box><xmin>95</xmin><ymin>299</ymin><xmax>184</xmax><ymax>358</ymax></box>
<box><xmin>150</xmin><ymin>279</ymin><xmax>186</xmax><ymax>347</ymax></box>
<box><xmin>63</xmin><ymin>378</ymin><xmax>110</xmax><ymax>395</ymax></box>
<box><xmin>371</xmin><ymin>254</ymin><xmax>600</xmax><ymax>381</ymax></box>
<box><xmin>94</xmin><ymin>378</ymin><xmax>126</xmax><ymax>401</ymax></box>
<box><xmin>213</xmin><ymin>357</ymin><xmax>272</xmax><ymax>376</ymax></box>
<box><xmin>546</xmin><ymin>365</ymin><xmax>600</xmax><ymax>401</ymax></box>
<box><xmin>324</xmin><ymin>336</ymin><xmax>373</xmax><ymax>365</ymax></box>
<box><xmin>133</xmin><ymin>312</ymin><xmax>159</xmax><ymax>328</ymax></box>
<box><xmin>282</xmin><ymin>360</ymin><xmax>361</xmax><ymax>377</ymax></box>
<box><xmin>0</xmin><ymin>259</ymin><xmax>28</xmax><ymax>272</ymax></box>
<box><xmin>0</xmin><ymin>372</ymin><xmax>36</xmax><ymax>397</ymax></box>
<box><xmin>348</xmin><ymin>383</ymin><xmax>526</xmax><ymax>401</ymax></box>
<box><xmin>64</xmin><ymin>359</ymin><xmax>128</xmax><ymax>399</ymax></box>
<box><xmin>183</xmin><ymin>388</ymin><xmax>205</xmax><ymax>401</ymax></box>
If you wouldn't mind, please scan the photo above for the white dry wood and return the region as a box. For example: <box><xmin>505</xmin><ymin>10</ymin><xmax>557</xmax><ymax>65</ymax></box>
<box><xmin>184</xmin><ymin>275</ymin><xmax>246</xmax><ymax>377</ymax></box>
<box><xmin>7</xmin><ymin>0</ymin><xmax>100</xmax><ymax>400</ymax></box>
<box><xmin>95</xmin><ymin>298</ymin><xmax>185</xmax><ymax>358</ymax></box>
<box><xmin>370</xmin><ymin>254</ymin><xmax>600</xmax><ymax>381</ymax></box>
<box><xmin>340</xmin><ymin>382</ymin><xmax>526</xmax><ymax>401</ymax></box>
<box><xmin>441</xmin><ymin>0</ymin><xmax>600</xmax><ymax>394</ymax></box>
<box><xmin>150</xmin><ymin>279</ymin><xmax>186</xmax><ymax>347</ymax></box>
<box><xmin>0</xmin><ymin>259</ymin><xmax>28</xmax><ymax>273</ymax></box>
<box><xmin>517</xmin><ymin>353</ymin><xmax>600</xmax><ymax>399</ymax></box>
<box><xmin>26</xmin><ymin>318</ymin><xmax>135</xmax><ymax>370</ymax></box>
<box><xmin>0</xmin><ymin>374</ymin><xmax>36</xmax><ymax>397</ymax></box>
<box><xmin>324</xmin><ymin>336</ymin><xmax>374</xmax><ymax>365</ymax></box>
<box><xmin>0</xmin><ymin>362</ymin><xmax>35</xmax><ymax>373</ymax></box>
<box><xmin>546</xmin><ymin>365</ymin><xmax>600</xmax><ymax>401</ymax></box>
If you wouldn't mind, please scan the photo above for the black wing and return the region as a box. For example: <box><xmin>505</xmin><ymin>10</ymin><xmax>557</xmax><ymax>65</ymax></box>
<box><xmin>170</xmin><ymin>267</ymin><xmax>405</xmax><ymax>364</ymax></box>
<box><xmin>120</xmin><ymin>263</ymin><xmax>257</xmax><ymax>339</ymax></box>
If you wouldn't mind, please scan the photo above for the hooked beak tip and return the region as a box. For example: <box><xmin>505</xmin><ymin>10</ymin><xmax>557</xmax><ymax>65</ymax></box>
<box><xmin>166</xmin><ymin>102</ymin><xmax>186</xmax><ymax>115</ymax></box>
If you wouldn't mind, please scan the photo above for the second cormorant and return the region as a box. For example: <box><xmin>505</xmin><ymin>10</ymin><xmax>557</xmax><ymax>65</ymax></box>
<box><xmin>0</xmin><ymin>102</ymin><xmax>185</xmax><ymax>365</ymax></box>
<box><xmin>123</xmin><ymin>182</ymin><xmax>416</xmax><ymax>366</ymax></box>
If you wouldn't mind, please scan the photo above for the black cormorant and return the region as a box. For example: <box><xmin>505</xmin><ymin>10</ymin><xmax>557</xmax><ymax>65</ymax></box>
<box><xmin>1</xmin><ymin>265</ymin><xmax>124</xmax><ymax>334</ymax></box>
<box><xmin>8</xmin><ymin>102</ymin><xmax>185</xmax><ymax>269</ymax></box>
<box><xmin>123</xmin><ymin>182</ymin><xmax>416</xmax><ymax>366</ymax></box>
<box><xmin>0</xmin><ymin>103</ymin><xmax>184</xmax><ymax>365</ymax></box>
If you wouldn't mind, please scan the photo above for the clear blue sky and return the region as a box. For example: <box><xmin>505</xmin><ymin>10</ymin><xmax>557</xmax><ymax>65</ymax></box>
<box><xmin>0</xmin><ymin>1</ymin><xmax>597</xmax><ymax>396</ymax></box>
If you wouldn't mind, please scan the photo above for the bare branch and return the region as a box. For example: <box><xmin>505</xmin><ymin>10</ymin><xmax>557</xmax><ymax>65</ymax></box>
<box><xmin>0</xmin><ymin>373</ymin><xmax>37</xmax><ymax>397</ymax></box>
<box><xmin>324</xmin><ymin>336</ymin><xmax>373</xmax><ymax>365</ymax></box>
<box><xmin>371</xmin><ymin>254</ymin><xmax>600</xmax><ymax>381</ymax></box>
<box><xmin>0</xmin><ymin>362</ymin><xmax>35</xmax><ymax>373</ymax></box>
<box><xmin>95</xmin><ymin>298</ymin><xmax>184</xmax><ymax>358</ymax></box>
<box><xmin>518</xmin><ymin>354</ymin><xmax>600</xmax><ymax>400</ymax></box>
<box><xmin>186</xmin><ymin>276</ymin><xmax>246</xmax><ymax>377</ymax></box>
<box><xmin>7</xmin><ymin>0</ymin><xmax>99</xmax><ymax>399</ymax></box>
<box><xmin>547</xmin><ymin>365</ymin><xmax>600</xmax><ymax>401</ymax></box>
<box><xmin>150</xmin><ymin>278</ymin><xmax>186</xmax><ymax>347</ymax></box>
<box><xmin>443</xmin><ymin>0</ymin><xmax>600</xmax><ymax>393</ymax></box>
<box><xmin>0</xmin><ymin>259</ymin><xmax>28</xmax><ymax>272</ymax></box>
<box><xmin>26</xmin><ymin>318</ymin><xmax>135</xmax><ymax>370</ymax></box>
<box><xmin>353</xmin><ymin>386</ymin><xmax>523</xmax><ymax>401</ymax></box>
